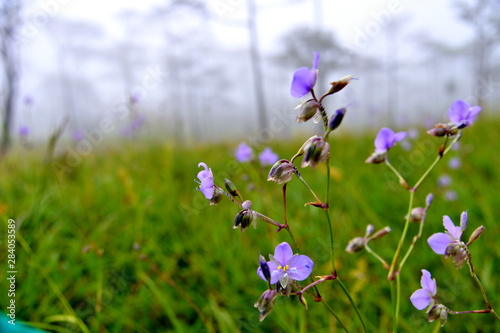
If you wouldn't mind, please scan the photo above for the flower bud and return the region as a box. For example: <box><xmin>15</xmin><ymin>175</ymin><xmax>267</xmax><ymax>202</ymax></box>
<box><xmin>445</xmin><ymin>240</ymin><xmax>468</xmax><ymax>267</ymax></box>
<box><xmin>267</xmin><ymin>159</ymin><xmax>297</xmax><ymax>184</ymax></box>
<box><xmin>345</xmin><ymin>237</ymin><xmax>366</xmax><ymax>253</ymax></box>
<box><xmin>406</xmin><ymin>207</ymin><xmax>426</xmax><ymax>223</ymax></box>
<box><xmin>370</xmin><ymin>226</ymin><xmax>391</xmax><ymax>240</ymax></box>
<box><xmin>296</xmin><ymin>99</ymin><xmax>320</xmax><ymax>123</ymax></box>
<box><xmin>298</xmin><ymin>293</ymin><xmax>308</xmax><ymax>310</ymax></box>
<box><xmin>254</xmin><ymin>289</ymin><xmax>279</xmax><ymax>322</ymax></box>
<box><xmin>327</xmin><ymin>75</ymin><xmax>354</xmax><ymax>95</ymax></box>
<box><xmin>233</xmin><ymin>208</ymin><xmax>256</xmax><ymax>231</ymax></box>
<box><xmin>427</xmin><ymin>304</ymin><xmax>448</xmax><ymax>327</ymax></box>
<box><xmin>365</xmin><ymin>151</ymin><xmax>387</xmax><ymax>164</ymax></box>
<box><xmin>460</xmin><ymin>211</ymin><xmax>468</xmax><ymax>231</ymax></box>
<box><xmin>427</xmin><ymin>124</ymin><xmax>452</xmax><ymax>137</ymax></box>
<box><xmin>425</xmin><ymin>193</ymin><xmax>434</xmax><ymax>207</ymax></box>
<box><xmin>242</xmin><ymin>200</ymin><xmax>252</xmax><ymax>209</ymax></box>
<box><xmin>467</xmin><ymin>225</ymin><xmax>484</xmax><ymax>245</ymax></box>
<box><xmin>301</xmin><ymin>136</ymin><xmax>329</xmax><ymax>169</ymax></box>
<box><xmin>328</xmin><ymin>107</ymin><xmax>346</xmax><ymax>131</ymax></box>
<box><xmin>259</xmin><ymin>255</ymin><xmax>271</xmax><ymax>282</ymax></box>
<box><xmin>365</xmin><ymin>224</ymin><xmax>374</xmax><ymax>237</ymax></box>
<box><xmin>224</xmin><ymin>178</ymin><xmax>239</xmax><ymax>197</ymax></box>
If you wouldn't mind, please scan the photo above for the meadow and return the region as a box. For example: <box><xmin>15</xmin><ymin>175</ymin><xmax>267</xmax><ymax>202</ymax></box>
<box><xmin>1</xmin><ymin>117</ymin><xmax>499</xmax><ymax>332</ymax></box>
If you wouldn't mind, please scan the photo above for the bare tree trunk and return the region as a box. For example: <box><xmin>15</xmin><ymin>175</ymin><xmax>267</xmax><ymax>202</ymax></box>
<box><xmin>0</xmin><ymin>0</ymin><xmax>21</xmax><ymax>157</ymax></box>
<box><xmin>247</xmin><ymin>0</ymin><xmax>267</xmax><ymax>131</ymax></box>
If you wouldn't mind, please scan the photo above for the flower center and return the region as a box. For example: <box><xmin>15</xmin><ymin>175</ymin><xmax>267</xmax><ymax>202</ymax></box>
<box><xmin>277</xmin><ymin>264</ymin><xmax>289</xmax><ymax>272</ymax></box>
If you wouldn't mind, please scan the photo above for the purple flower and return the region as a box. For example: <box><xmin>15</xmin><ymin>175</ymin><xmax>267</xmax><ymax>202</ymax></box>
<box><xmin>374</xmin><ymin>127</ymin><xmax>407</xmax><ymax>153</ymax></box>
<box><xmin>259</xmin><ymin>147</ymin><xmax>279</xmax><ymax>166</ymax></box>
<box><xmin>290</xmin><ymin>52</ymin><xmax>319</xmax><ymax>98</ymax></box>
<box><xmin>437</xmin><ymin>174</ymin><xmax>452</xmax><ymax>187</ymax></box>
<box><xmin>257</xmin><ymin>242</ymin><xmax>313</xmax><ymax>287</ymax></box>
<box><xmin>19</xmin><ymin>125</ymin><xmax>30</xmax><ymax>137</ymax></box>
<box><xmin>196</xmin><ymin>162</ymin><xmax>215</xmax><ymax>200</ymax></box>
<box><xmin>427</xmin><ymin>212</ymin><xmax>467</xmax><ymax>255</ymax></box>
<box><xmin>72</xmin><ymin>129</ymin><xmax>84</xmax><ymax>141</ymax></box>
<box><xmin>410</xmin><ymin>269</ymin><xmax>437</xmax><ymax>310</ymax></box>
<box><xmin>448</xmin><ymin>100</ymin><xmax>481</xmax><ymax>129</ymax></box>
<box><xmin>235</xmin><ymin>142</ymin><xmax>253</xmax><ymax>162</ymax></box>
<box><xmin>448</xmin><ymin>157</ymin><xmax>461</xmax><ymax>170</ymax></box>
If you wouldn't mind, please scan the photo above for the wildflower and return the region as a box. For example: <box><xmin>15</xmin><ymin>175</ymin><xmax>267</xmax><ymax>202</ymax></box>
<box><xmin>257</xmin><ymin>242</ymin><xmax>314</xmax><ymax>289</ymax></box>
<box><xmin>437</xmin><ymin>174</ymin><xmax>451</xmax><ymax>187</ymax></box>
<box><xmin>447</xmin><ymin>99</ymin><xmax>481</xmax><ymax>129</ymax></box>
<box><xmin>327</xmin><ymin>75</ymin><xmax>354</xmax><ymax>95</ymax></box>
<box><xmin>410</xmin><ymin>269</ymin><xmax>437</xmax><ymax>310</ymax></box>
<box><xmin>259</xmin><ymin>147</ymin><xmax>279</xmax><ymax>166</ymax></box>
<box><xmin>290</xmin><ymin>51</ymin><xmax>319</xmax><ymax>98</ymax></box>
<box><xmin>448</xmin><ymin>157</ymin><xmax>461</xmax><ymax>169</ymax></box>
<box><xmin>295</xmin><ymin>99</ymin><xmax>320</xmax><ymax>123</ymax></box>
<box><xmin>328</xmin><ymin>107</ymin><xmax>347</xmax><ymax>131</ymax></box>
<box><xmin>196</xmin><ymin>162</ymin><xmax>215</xmax><ymax>200</ymax></box>
<box><xmin>427</xmin><ymin>212</ymin><xmax>468</xmax><ymax>266</ymax></box>
<box><xmin>267</xmin><ymin>159</ymin><xmax>296</xmax><ymax>184</ymax></box>
<box><xmin>235</xmin><ymin>142</ymin><xmax>253</xmax><ymax>162</ymax></box>
<box><xmin>345</xmin><ymin>224</ymin><xmax>391</xmax><ymax>253</ymax></box>
<box><xmin>301</xmin><ymin>135</ymin><xmax>329</xmax><ymax>169</ymax></box>
<box><xmin>233</xmin><ymin>200</ymin><xmax>256</xmax><ymax>231</ymax></box>
<box><xmin>428</xmin><ymin>304</ymin><xmax>448</xmax><ymax>326</ymax></box>
<box><xmin>365</xmin><ymin>127</ymin><xmax>406</xmax><ymax>163</ymax></box>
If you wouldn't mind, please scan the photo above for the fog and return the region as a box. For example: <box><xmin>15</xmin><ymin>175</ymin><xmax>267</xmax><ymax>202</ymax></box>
<box><xmin>2</xmin><ymin>0</ymin><xmax>500</xmax><ymax>147</ymax></box>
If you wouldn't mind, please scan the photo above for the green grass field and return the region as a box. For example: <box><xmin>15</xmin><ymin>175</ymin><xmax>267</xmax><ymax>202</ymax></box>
<box><xmin>1</xmin><ymin>118</ymin><xmax>499</xmax><ymax>332</ymax></box>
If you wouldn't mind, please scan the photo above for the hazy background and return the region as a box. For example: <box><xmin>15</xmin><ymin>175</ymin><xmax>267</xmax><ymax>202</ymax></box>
<box><xmin>3</xmin><ymin>0</ymin><xmax>500</xmax><ymax>146</ymax></box>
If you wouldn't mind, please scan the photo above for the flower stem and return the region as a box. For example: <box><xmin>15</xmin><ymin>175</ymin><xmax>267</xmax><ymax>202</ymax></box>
<box><xmin>337</xmin><ymin>277</ymin><xmax>368</xmax><ymax>333</ymax></box>
<box><xmin>296</xmin><ymin>173</ymin><xmax>326</xmax><ymax>207</ymax></box>
<box><xmin>398</xmin><ymin>206</ymin><xmax>427</xmax><ymax>271</ymax></box>
<box><xmin>365</xmin><ymin>242</ymin><xmax>390</xmax><ymax>270</ymax></box>
<box><xmin>322</xmin><ymin>301</ymin><xmax>350</xmax><ymax>333</ymax></box>
<box><xmin>466</xmin><ymin>253</ymin><xmax>500</xmax><ymax>320</ymax></box>
<box><xmin>385</xmin><ymin>158</ymin><xmax>409</xmax><ymax>189</ymax></box>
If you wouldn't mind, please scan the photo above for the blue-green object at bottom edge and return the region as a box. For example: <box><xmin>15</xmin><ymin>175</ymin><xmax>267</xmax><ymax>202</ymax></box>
<box><xmin>1</xmin><ymin>315</ymin><xmax>45</xmax><ymax>333</ymax></box>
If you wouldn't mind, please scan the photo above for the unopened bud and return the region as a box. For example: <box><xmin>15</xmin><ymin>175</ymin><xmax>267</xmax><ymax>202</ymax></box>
<box><xmin>233</xmin><ymin>208</ymin><xmax>256</xmax><ymax>231</ymax></box>
<box><xmin>460</xmin><ymin>211</ymin><xmax>468</xmax><ymax>231</ymax></box>
<box><xmin>345</xmin><ymin>237</ymin><xmax>366</xmax><ymax>253</ymax></box>
<box><xmin>268</xmin><ymin>159</ymin><xmax>297</xmax><ymax>184</ymax></box>
<box><xmin>425</xmin><ymin>193</ymin><xmax>434</xmax><ymax>207</ymax></box>
<box><xmin>327</xmin><ymin>75</ymin><xmax>354</xmax><ymax>95</ymax></box>
<box><xmin>406</xmin><ymin>207</ymin><xmax>426</xmax><ymax>223</ymax></box>
<box><xmin>254</xmin><ymin>289</ymin><xmax>279</xmax><ymax>322</ymax></box>
<box><xmin>365</xmin><ymin>151</ymin><xmax>387</xmax><ymax>164</ymax></box>
<box><xmin>427</xmin><ymin>124</ymin><xmax>452</xmax><ymax>137</ymax></box>
<box><xmin>328</xmin><ymin>107</ymin><xmax>346</xmax><ymax>131</ymax></box>
<box><xmin>296</xmin><ymin>99</ymin><xmax>320</xmax><ymax>123</ymax></box>
<box><xmin>224</xmin><ymin>178</ymin><xmax>239</xmax><ymax>197</ymax></box>
<box><xmin>301</xmin><ymin>136</ymin><xmax>329</xmax><ymax>169</ymax></box>
<box><xmin>365</xmin><ymin>224</ymin><xmax>374</xmax><ymax>237</ymax></box>
<box><xmin>427</xmin><ymin>304</ymin><xmax>448</xmax><ymax>327</ymax></box>
<box><xmin>259</xmin><ymin>255</ymin><xmax>271</xmax><ymax>282</ymax></box>
<box><xmin>298</xmin><ymin>293</ymin><xmax>308</xmax><ymax>310</ymax></box>
<box><xmin>242</xmin><ymin>200</ymin><xmax>252</xmax><ymax>209</ymax></box>
<box><xmin>370</xmin><ymin>226</ymin><xmax>391</xmax><ymax>240</ymax></box>
<box><xmin>467</xmin><ymin>225</ymin><xmax>484</xmax><ymax>245</ymax></box>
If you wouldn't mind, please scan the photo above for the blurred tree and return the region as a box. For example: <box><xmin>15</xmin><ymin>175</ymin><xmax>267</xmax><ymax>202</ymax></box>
<box><xmin>0</xmin><ymin>0</ymin><xmax>21</xmax><ymax>156</ymax></box>
<box><xmin>455</xmin><ymin>0</ymin><xmax>500</xmax><ymax>106</ymax></box>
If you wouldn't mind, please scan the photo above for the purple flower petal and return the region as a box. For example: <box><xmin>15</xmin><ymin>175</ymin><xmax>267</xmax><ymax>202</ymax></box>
<box><xmin>286</xmin><ymin>254</ymin><xmax>314</xmax><ymax>281</ymax></box>
<box><xmin>443</xmin><ymin>216</ymin><xmax>462</xmax><ymax>240</ymax></box>
<box><xmin>235</xmin><ymin>143</ymin><xmax>253</xmax><ymax>162</ymax></box>
<box><xmin>448</xmin><ymin>100</ymin><xmax>468</xmax><ymax>124</ymax></box>
<box><xmin>410</xmin><ymin>288</ymin><xmax>433</xmax><ymax>310</ymax></box>
<box><xmin>374</xmin><ymin>127</ymin><xmax>394</xmax><ymax>152</ymax></box>
<box><xmin>257</xmin><ymin>261</ymin><xmax>278</xmax><ymax>283</ymax></box>
<box><xmin>197</xmin><ymin>162</ymin><xmax>214</xmax><ymax>199</ymax></box>
<box><xmin>273</xmin><ymin>242</ymin><xmax>293</xmax><ymax>265</ymax></box>
<box><xmin>393</xmin><ymin>131</ymin><xmax>407</xmax><ymax>142</ymax></box>
<box><xmin>290</xmin><ymin>52</ymin><xmax>319</xmax><ymax>98</ymax></box>
<box><xmin>467</xmin><ymin>106</ymin><xmax>481</xmax><ymax>124</ymax></box>
<box><xmin>427</xmin><ymin>232</ymin><xmax>452</xmax><ymax>255</ymax></box>
<box><xmin>420</xmin><ymin>269</ymin><xmax>436</xmax><ymax>296</ymax></box>
<box><xmin>460</xmin><ymin>211</ymin><xmax>468</xmax><ymax>231</ymax></box>
<box><xmin>259</xmin><ymin>147</ymin><xmax>279</xmax><ymax>166</ymax></box>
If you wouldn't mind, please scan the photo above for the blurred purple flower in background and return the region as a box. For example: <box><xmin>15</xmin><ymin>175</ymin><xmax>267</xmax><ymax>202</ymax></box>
<box><xmin>448</xmin><ymin>100</ymin><xmax>481</xmax><ymax>129</ymax></box>
<box><xmin>427</xmin><ymin>213</ymin><xmax>467</xmax><ymax>255</ymax></box>
<box><xmin>437</xmin><ymin>174</ymin><xmax>452</xmax><ymax>187</ymax></box>
<box><xmin>374</xmin><ymin>127</ymin><xmax>407</xmax><ymax>153</ymax></box>
<box><xmin>410</xmin><ymin>269</ymin><xmax>437</xmax><ymax>310</ymax></box>
<box><xmin>18</xmin><ymin>125</ymin><xmax>30</xmax><ymax>137</ymax></box>
<box><xmin>444</xmin><ymin>190</ymin><xmax>457</xmax><ymax>201</ymax></box>
<box><xmin>448</xmin><ymin>157</ymin><xmax>461</xmax><ymax>169</ymax></box>
<box><xmin>257</xmin><ymin>242</ymin><xmax>314</xmax><ymax>287</ymax></box>
<box><xmin>196</xmin><ymin>162</ymin><xmax>215</xmax><ymax>200</ymax></box>
<box><xmin>72</xmin><ymin>129</ymin><xmax>84</xmax><ymax>141</ymax></box>
<box><xmin>23</xmin><ymin>95</ymin><xmax>34</xmax><ymax>106</ymax></box>
<box><xmin>235</xmin><ymin>142</ymin><xmax>254</xmax><ymax>162</ymax></box>
<box><xmin>290</xmin><ymin>51</ymin><xmax>319</xmax><ymax>98</ymax></box>
<box><xmin>259</xmin><ymin>147</ymin><xmax>278</xmax><ymax>166</ymax></box>
<box><xmin>122</xmin><ymin>115</ymin><xmax>146</xmax><ymax>137</ymax></box>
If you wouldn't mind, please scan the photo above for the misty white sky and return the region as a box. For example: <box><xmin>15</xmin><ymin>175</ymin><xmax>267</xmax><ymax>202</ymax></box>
<box><xmin>15</xmin><ymin>0</ymin><xmax>486</xmax><ymax>142</ymax></box>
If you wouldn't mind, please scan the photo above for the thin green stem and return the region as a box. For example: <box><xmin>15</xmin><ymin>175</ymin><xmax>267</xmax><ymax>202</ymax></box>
<box><xmin>296</xmin><ymin>173</ymin><xmax>325</xmax><ymax>206</ymax></box>
<box><xmin>393</xmin><ymin>274</ymin><xmax>401</xmax><ymax>333</ymax></box>
<box><xmin>322</xmin><ymin>301</ymin><xmax>349</xmax><ymax>332</ymax></box>
<box><xmin>399</xmin><ymin>210</ymin><xmax>426</xmax><ymax>271</ymax></box>
<box><xmin>385</xmin><ymin>158</ymin><xmax>409</xmax><ymax>189</ymax></box>
<box><xmin>365</xmin><ymin>242</ymin><xmax>390</xmax><ymax>270</ymax></box>
<box><xmin>337</xmin><ymin>277</ymin><xmax>368</xmax><ymax>333</ymax></box>
<box><xmin>467</xmin><ymin>253</ymin><xmax>500</xmax><ymax>320</ymax></box>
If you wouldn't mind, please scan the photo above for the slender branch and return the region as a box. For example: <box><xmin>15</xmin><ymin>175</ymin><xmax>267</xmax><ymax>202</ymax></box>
<box><xmin>337</xmin><ymin>277</ymin><xmax>368</xmax><ymax>333</ymax></box>
<box><xmin>365</xmin><ymin>242</ymin><xmax>390</xmax><ymax>270</ymax></box>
